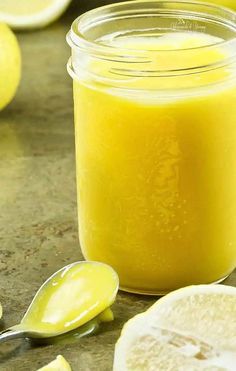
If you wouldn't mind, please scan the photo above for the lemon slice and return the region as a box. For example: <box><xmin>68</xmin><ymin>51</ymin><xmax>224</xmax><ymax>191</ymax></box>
<box><xmin>114</xmin><ymin>285</ymin><xmax>236</xmax><ymax>370</ymax></box>
<box><xmin>37</xmin><ymin>355</ymin><xmax>71</xmax><ymax>371</ymax></box>
<box><xmin>0</xmin><ymin>0</ymin><xmax>72</xmax><ymax>30</ymax></box>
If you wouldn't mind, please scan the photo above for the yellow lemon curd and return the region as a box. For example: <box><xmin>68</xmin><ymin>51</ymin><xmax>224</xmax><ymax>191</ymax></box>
<box><xmin>73</xmin><ymin>32</ymin><xmax>236</xmax><ymax>294</ymax></box>
<box><xmin>18</xmin><ymin>262</ymin><xmax>118</xmax><ymax>336</ymax></box>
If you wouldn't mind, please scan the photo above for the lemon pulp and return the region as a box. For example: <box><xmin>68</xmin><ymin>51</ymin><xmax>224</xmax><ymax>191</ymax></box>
<box><xmin>114</xmin><ymin>285</ymin><xmax>236</xmax><ymax>370</ymax></box>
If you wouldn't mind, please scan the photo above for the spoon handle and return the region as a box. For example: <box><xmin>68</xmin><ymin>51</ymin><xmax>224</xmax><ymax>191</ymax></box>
<box><xmin>0</xmin><ymin>328</ymin><xmax>25</xmax><ymax>344</ymax></box>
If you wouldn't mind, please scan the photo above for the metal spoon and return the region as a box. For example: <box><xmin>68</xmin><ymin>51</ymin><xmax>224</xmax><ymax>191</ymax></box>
<box><xmin>0</xmin><ymin>261</ymin><xmax>119</xmax><ymax>344</ymax></box>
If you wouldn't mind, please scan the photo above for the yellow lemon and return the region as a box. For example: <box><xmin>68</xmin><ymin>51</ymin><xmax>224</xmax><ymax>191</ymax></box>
<box><xmin>37</xmin><ymin>355</ymin><xmax>71</xmax><ymax>371</ymax></box>
<box><xmin>0</xmin><ymin>23</ymin><xmax>21</xmax><ymax>110</ymax></box>
<box><xmin>114</xmin><ymin>284</ymin><xmax>236</xmax><ymax>370</ymax></box>
<box><xmin>0</xmin><ymin>0</ymin><xmax>72</xmax><ymax>30</ymax></box>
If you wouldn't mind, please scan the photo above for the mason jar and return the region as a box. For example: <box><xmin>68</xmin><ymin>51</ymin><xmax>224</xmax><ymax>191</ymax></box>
<box><xmin>67</xmin><ymin>0</ymin><xmax>236</xmax><ymax>294</ymax></box>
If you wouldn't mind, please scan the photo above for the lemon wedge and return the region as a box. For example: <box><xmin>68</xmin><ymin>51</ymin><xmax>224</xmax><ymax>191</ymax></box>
<box><xmin>0</xmin><ymin>0</ymin><xmax>72</xmax><ymax>30</ymax></box>
<box><xmin>114</xmin><ymin>284</ymin><xmax>236</xmax><ymax>370</ymax></box>
<box><xmin>0</xmin><ymin>23</ymin><xmax>21</xmax><ymax>110</ymax></box>
<box><xmin>37</xmin><ymin>355</ymin><xmax>71</xmax><ymax>371</ymax></box>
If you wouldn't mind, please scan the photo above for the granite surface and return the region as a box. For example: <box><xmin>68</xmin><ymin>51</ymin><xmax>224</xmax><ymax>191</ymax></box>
<box><xmin>0</xmin><ymin>1</ymin><xmax>235</xmax><ymax>370</ymax></box>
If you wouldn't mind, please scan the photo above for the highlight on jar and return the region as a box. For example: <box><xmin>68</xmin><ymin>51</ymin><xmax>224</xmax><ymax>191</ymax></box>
<box><xmin>67</xmin><ymin>0</ymin><xmax>236</xmax><ymax>295</ymax></box>
<box><xmin>200</xmin><ymin>0</ymin><xmax>236</xmax><ymax>10</ymax></box>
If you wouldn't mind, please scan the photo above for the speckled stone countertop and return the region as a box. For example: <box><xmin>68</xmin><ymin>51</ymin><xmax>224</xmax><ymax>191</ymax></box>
<box><xmin>0</xmin><ymin>1</ymin><xmax>235</xmax><ymax>370</ymax></box>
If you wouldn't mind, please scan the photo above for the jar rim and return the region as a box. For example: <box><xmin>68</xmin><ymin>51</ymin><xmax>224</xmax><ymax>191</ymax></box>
<box><xmin>67</xmin><ymin>0</ymin><xmax>236</xmax><ymax>77</ymax></box>
<box><xmin>68</xmin><ymin>1</ymin><xmax>236</xmax><ymax>53</ymax></box>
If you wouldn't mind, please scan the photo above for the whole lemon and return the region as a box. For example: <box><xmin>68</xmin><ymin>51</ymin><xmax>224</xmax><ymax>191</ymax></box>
<box><xmin>0</xmin><ymin>23</ymin><xmax>21</xmax><ymax>110</ymax></box>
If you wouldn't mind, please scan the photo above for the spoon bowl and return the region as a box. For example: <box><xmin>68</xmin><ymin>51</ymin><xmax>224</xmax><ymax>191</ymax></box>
<box><xmin>0</xmin><ymin>261</ymin><xmax>119</xmax><ymax>343</ymax></box>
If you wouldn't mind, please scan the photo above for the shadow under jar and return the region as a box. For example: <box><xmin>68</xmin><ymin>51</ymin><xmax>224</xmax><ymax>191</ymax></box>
<box><xmin>67</xmin><ymin>0</ymin><xmax>236</xmax><ymax>295</ymax></box>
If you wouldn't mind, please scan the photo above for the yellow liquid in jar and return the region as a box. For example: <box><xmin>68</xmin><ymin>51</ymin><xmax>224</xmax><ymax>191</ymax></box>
<box><xmin>200</xmin><ymin>0</ymin><xmax>236</xmax><ymax>10</ymax></box>
<box><xmin>73</xmin><ymin>32</ymin><xmax>236</xmax><ymax>294</ymax></box>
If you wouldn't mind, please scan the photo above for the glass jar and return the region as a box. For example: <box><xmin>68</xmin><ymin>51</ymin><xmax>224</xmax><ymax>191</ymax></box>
<box><xmin>201</xmin><ymin>0</ymin><xmax>236</xmax><ymax>10</ymax></box>
<box><xmin>67</xmin><ymin>1</ymin><xmax>236</xmax><ymax>295</ymax></box>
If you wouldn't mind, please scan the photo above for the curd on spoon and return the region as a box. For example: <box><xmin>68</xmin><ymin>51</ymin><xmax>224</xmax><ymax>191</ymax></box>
<box><xmin>0</xmin><ymin>261</ymin><xmax>119</xmax><ymax>342</ymax></box>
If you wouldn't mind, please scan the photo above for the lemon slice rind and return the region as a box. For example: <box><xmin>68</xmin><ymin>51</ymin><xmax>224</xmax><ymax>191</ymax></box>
<box><xmin>0</xmin><ymin>0</ymin><xmax>72</xmax><ymax>30</ymax></box>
